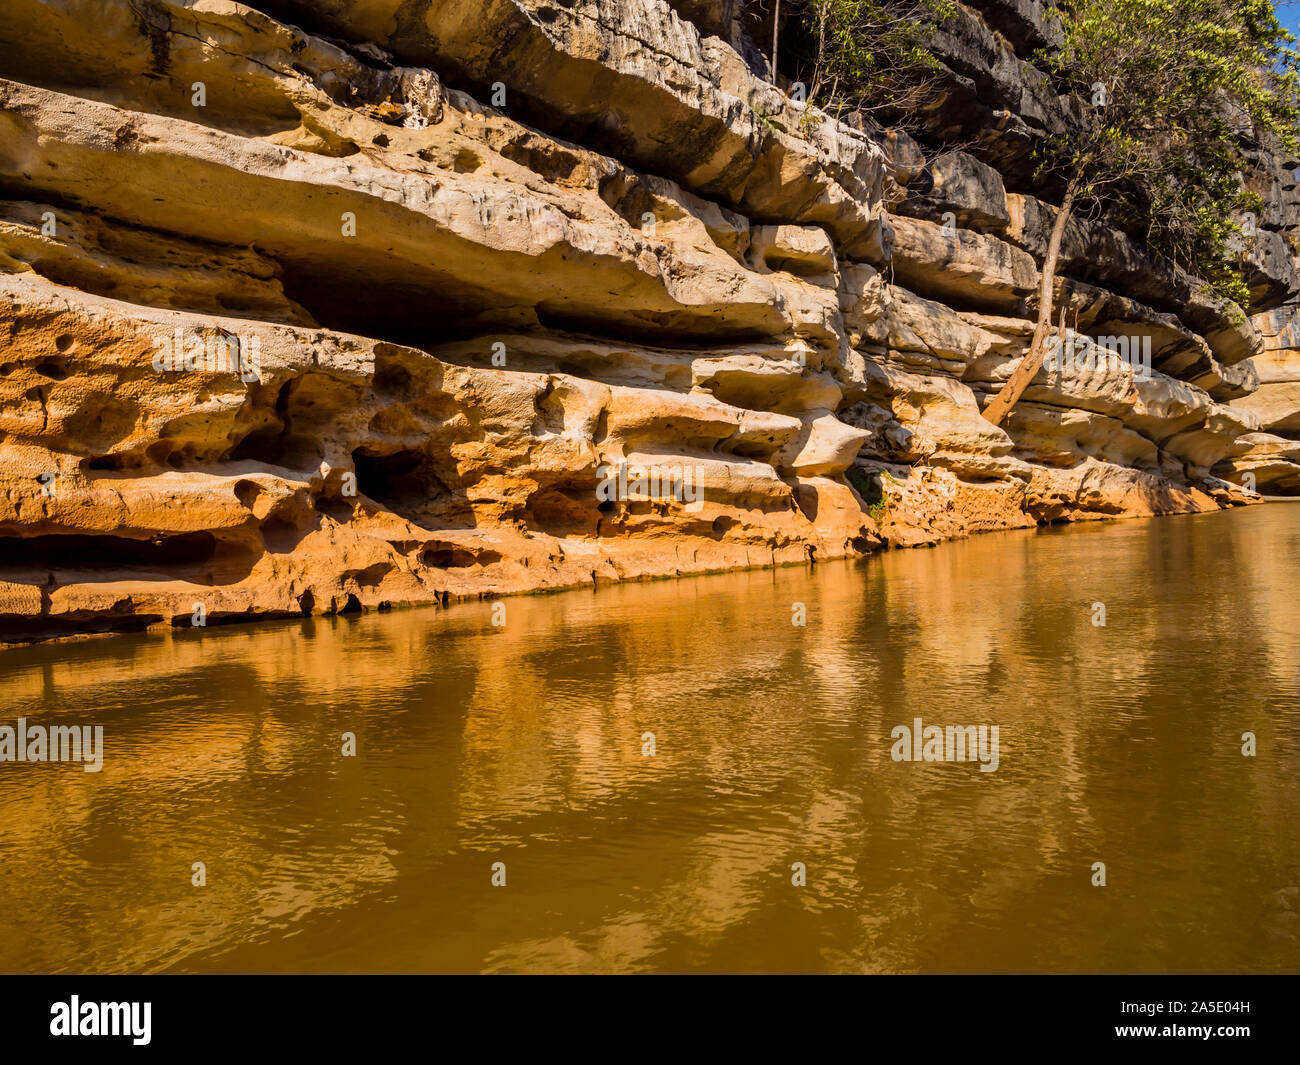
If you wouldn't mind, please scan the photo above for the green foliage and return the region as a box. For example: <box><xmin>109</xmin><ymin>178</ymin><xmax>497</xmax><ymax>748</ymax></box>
<box><xmin>748</xmin><ymin>101</ymin><xmax>784</xmax><ymax>135</ymax></box>
<box><xmin>798</xmin><ymin>0</ymin><xmax>955</xmax><ymax>118</ymax></box>
<box><xmin>801</xmin><ymin>0</ymin><xmax>1300</xmax><ymax>311</ymax></box>
<box><xmin>1036</xmin><ymin>0</ymin><xmax>1300</xmax><ymax>307</ymax></box>
<box><xmin>847</xmin><ymin>467</ymin><xmax>890</xmax><ymax>520</ymax></box>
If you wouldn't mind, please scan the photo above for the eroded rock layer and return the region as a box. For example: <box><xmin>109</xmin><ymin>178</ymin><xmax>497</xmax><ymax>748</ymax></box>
<box><xmin>0</xmin><ymin>0</ymin><xmax>1296</xmax><ymax>640</ymax></box>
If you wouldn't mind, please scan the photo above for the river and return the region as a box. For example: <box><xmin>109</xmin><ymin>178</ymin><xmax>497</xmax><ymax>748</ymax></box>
<box><xmin>1</xmin><ymin>505</ymin><xmax>1297</xmax><ymax>973</ymax></box>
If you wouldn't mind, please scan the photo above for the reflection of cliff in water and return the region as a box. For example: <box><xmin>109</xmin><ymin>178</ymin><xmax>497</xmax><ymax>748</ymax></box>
<box><xmin>0</xmin><ymin>506</ymin><xmax>1296</xmax><ymax>974</ymax></box>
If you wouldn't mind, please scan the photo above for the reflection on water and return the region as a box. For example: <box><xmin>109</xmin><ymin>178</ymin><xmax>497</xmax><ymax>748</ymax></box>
<box><xmin>0</xmin><ymin>506</ymin><xmax>1298</xmax><ymax>974</ymax></box>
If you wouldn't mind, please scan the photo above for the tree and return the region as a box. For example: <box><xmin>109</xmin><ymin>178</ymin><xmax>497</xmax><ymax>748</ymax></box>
<box><xmin>981</xmin><ymin>0</ymin><xmax>1300</xmax><ymax>427</ymax></box>
<box><xmin>773</xmin><ymin>0</ymin><xmax>781</xmax><ymax>77</ymax></box>
<box><xmin>797</xmin><ymin>0</ymin><xmax>956</xmax><ymax>120</ymax></box>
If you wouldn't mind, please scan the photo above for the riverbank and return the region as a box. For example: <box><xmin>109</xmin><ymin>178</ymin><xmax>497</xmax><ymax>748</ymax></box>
<box><xmin>0</xmin><ymin>481</ymin><xmax>1260</xmax><ymax>646</ymax></box>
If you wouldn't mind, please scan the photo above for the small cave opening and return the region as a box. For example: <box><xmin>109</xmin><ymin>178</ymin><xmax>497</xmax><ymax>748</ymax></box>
<box><xmin>373</xmin><ymin>360</ymin><xmax>415</xmax><ymax>399</ymax></box>
<box><xmin>275</xmin><ymin>256</ymin><xmax>499</xmax><ymax>349</ymax></box>
<box><xmin>525</xmin><ymin>478</ymin><xmax>600</xmax><ymax>537</ymax></box>
<box><xmin>234</xmin><ymin>479</ymin><xmax>262</xmax><ymax>509</ymax></box>
<box><xmin>224</xmin><ymin>378</ymin><xmax>342</xmax><ymax>472</ymax></box>
<box><xmin>34</xmin><ymin>357</ymin><xmax>70</xmax><ymax>380</ymax></box>
<box><xmin>420</xmin><ymin>545</ymin><xmax>502</xmax><ymax>569</ymax></box>
<box><xmin>0</xmin><ymin>532</ymin><xmax>221</xmax><ymax>571</ymax></box>
<box><xmin>314</xmin><ymin>493</ymin><xmax>356</xmax><ymax>521</ymax></box>
<box><xmin>260</xmin><ymin>516</ymin><xmax>305</xmax><ymax>554</ymax></box>
<box><xmin>84</xmin><ymin>451</ymin><xmax>149</xmax><ymax>473</ymax></box>
<box><xmin>351</xmin><ymin>446</ymin><xmax>466</xmax><ymax>527</ymax></box>
<box><xmin>227</xmin><ymin>418</ymin><xmax>320</xmax><ymax>472</ymax></box>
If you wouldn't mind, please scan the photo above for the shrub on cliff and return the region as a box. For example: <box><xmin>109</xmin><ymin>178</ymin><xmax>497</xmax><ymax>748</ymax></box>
<box><xmin>795</xmin><ymin>0</ymin><xmax>956</xmax><ymax>119</ymax></box>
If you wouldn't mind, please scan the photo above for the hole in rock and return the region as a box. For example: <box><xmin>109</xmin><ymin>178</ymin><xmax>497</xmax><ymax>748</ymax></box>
<box><xmin>453</xmin><ymin>149</ymin><xmax>482</xmax><ymax>173</ymax></box>
<box><xmin>226</xmin><ymin>379</ymin><xmax>326</xmax><ymax>470</ymax></box>
<box><xmin>233</xmin><ymin>479</ymin><xmax>262</xmax><ymax>508</ymax></box>
<box><xmin>351</xmin><ymin>447</ymin><xmax>468</xmax><ymax>528</ymax></box>
<box><xmin>260</xmin><ymin>516</ymin><xmax>303</xmax><ymax>554</ymax></box>
<box><xmin>421</xmin><ymin>545</ymin><xmax>502</xmax><ymax>568</ymax></box>
<box><xmin>525</xmin><ymin>478</ymin><xmax>599</xmax><ymax>536</ymax></box>
<box><xmin>0</xmin><ymin>532</ymin><xmax>220</xmax><ymax>571</ymax></box>
<box><xmin>35</xmin><ymin>358</ymin><xmax>69</xmax><ymax>380</ymax></box>
<box><xmin>85</xmin><ymin>453</ymin><xmax>144</xmax><ymax>472</ymax></box>
<box><xmin>373</xmin><ymin>361</ymin><xmax>414</xmax><ymax>398</ymax></box>
<box><xmin>277</xmin><ymin>261</ymin><xmax>497</xmax><ymax>347</ymax></box>
<box><xmin>314</xmin><ymin>494</ymin><xmax>355</xmax><ymax>521</ymax></box>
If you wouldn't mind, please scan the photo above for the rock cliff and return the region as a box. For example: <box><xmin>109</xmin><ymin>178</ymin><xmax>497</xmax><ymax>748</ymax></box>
<box><xmin>0</xmin><ymin>0</ymin><xmax>1296</xmax><ymax>640</ymax></box>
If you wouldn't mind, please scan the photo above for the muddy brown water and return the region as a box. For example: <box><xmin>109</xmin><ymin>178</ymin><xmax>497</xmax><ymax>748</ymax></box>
<box><xmin>1</xmin><ymin>505</ymin><xmax>1297</xmax><ymax>973</ymax></box>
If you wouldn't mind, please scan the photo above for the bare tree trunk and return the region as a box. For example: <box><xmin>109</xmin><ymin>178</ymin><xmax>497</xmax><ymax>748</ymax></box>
<box><xmin>809</xmin><ymin>1</ymin><xmax>826</xmax><ymax>100</ymax></box>
<box><xmin>981</xmin><ymin>176</ymin><xmax>1082</xmax><ymax>427</ymax></box>
<box><xmin>771</xmin><ymin>0</ymin><xmax>780</xmax><ymax>82</ymax></box>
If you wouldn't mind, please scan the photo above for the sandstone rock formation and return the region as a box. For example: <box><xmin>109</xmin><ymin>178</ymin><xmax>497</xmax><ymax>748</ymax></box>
<box><xmin>0</xmin><ymin>0</ymin><xmax>1296</xmax><ymax>640</ymax></box>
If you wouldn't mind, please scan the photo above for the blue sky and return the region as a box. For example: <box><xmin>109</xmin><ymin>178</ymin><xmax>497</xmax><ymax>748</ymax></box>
<box><xmin>1281</xmin><ymin>1</ymin><xmax>1300</xmax><ymax>44</ymax></box>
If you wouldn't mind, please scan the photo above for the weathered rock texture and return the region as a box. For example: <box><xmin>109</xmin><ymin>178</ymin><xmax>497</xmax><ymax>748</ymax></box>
<box><xmin>0</xmin><ymin>0</ymin><xmax>1297</xmax><ymax>640</ymax></box>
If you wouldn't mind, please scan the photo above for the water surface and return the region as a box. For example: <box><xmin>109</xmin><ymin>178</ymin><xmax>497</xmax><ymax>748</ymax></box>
<box><xmin>1</xmin><ymin>506</ymin><xmax>1298</xmax><ymax>973</ymax></box>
